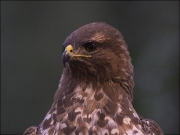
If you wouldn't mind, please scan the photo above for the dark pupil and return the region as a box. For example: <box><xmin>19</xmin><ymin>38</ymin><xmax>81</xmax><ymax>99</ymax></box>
<box><xmin>85</xmin><ymin>42</ymin><xmax>96</xmax><ymax>52</ymax></box>
<box><xmin>88</xmin><ymin>44</ymin><xmax>94</xmax><ymax>49</ymax></box>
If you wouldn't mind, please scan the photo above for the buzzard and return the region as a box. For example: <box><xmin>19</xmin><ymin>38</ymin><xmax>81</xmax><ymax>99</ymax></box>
<box><xmin>24</xmin><ymin>22</ymin><xmax>163</xmax><ymax>135</ymax></box>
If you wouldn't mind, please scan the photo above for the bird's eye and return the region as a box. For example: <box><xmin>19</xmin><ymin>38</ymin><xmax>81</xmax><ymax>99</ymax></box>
<box><xmin>84</xmin><ymin>42</ymin><xmax>97</xmax><ymax>52</ymax></box>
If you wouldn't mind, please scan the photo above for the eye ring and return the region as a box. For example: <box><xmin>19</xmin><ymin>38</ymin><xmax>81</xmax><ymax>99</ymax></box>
<box><xmin>84</xmin><ymin>42</ymin><xmax>97</xmax><ymax>52</ymax></box>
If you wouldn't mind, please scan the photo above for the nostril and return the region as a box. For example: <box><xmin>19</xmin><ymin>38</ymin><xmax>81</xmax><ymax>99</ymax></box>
<box><xmin>66</xmin><ymin>45</ymin><xmax>73</xmax><ymax>54</ymax></box>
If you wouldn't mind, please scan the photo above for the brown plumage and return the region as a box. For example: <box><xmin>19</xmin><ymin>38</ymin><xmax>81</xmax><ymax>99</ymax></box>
<box><xmin>24</xmin><ymin>22</ymin><xmax>163</xmax><ymax>135</ymax></box>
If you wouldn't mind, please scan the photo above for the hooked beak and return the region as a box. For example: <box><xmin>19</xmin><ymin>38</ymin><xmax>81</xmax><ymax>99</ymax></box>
<box><xmin>62</xmin><ymin>45</ymin><xmax>91</xmax><ymax>68</ymax></box>
<box><xmin>62</xmin><ymin>45</ymin><xmax>73</xmax><ymax>67</ymax></box>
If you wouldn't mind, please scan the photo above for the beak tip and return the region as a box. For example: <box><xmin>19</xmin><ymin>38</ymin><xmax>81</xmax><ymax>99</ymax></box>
<box><xmin>62</xmin><ymin>51</ymin><xmax>71</xmax><ymax>68</ymax></box>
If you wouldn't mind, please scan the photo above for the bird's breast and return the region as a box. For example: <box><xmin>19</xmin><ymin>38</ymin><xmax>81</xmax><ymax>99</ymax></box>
<box><xmin>39</xmin><ymin>86</ymin><xmax>145</xmax><ymax>135</ymax></box>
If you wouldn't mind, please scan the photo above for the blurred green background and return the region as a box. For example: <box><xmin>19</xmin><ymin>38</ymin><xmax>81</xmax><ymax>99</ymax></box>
<box><xmin>1</xmin><ymin>1</ymin><xmax>179</xmax><ymax>134</ymax></box>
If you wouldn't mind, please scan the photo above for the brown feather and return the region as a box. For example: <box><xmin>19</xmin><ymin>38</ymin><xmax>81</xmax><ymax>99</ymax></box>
<box><xmin>24</xmin><ymin>22</ymin><xmax>163</xmax><ymax>135</ymax></box>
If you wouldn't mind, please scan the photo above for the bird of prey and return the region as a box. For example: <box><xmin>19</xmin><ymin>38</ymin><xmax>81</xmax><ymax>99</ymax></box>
<box><xmin>24</xmin><ymin>22</ymin><xmax>163</xmax><ymax>135</ymax></box>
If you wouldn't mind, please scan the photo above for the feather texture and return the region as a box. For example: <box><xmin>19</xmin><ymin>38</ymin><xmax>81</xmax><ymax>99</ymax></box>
<box><xmin>24</xmin><ymin>22</ymin><xmax>163</xmax><ymax>135</ymax></box>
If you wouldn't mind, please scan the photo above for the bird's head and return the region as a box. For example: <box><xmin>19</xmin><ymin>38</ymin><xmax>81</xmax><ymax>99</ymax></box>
<box><xmin>62</xmin><ymin>22</ymin><xmax>134</xmax><ymax>101</ymax></box>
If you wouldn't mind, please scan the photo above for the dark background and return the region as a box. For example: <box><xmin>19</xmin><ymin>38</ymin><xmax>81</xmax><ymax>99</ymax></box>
<box><xmin>1</xmin><ymin>1</ymin><xmax>179</xmax><ymax>134</ymax></box>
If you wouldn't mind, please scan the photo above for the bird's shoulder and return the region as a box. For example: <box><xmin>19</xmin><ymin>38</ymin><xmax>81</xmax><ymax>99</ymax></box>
<box><xmin>138</xmin><ymin>114</ymin><xmax>164</xmax><ymax>135</ymax></box>
<box><xmin>23</xmin><ymin>125</ymin><xmax>40</xmax><ymax>135</ymax></box>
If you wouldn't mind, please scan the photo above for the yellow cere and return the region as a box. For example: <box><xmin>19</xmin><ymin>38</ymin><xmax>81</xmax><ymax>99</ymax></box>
<box><xmin>65</xmin><ymin>45</ymin><xmax>91</xmax><ymax>58</ymax></box>
<box><xmin>66</xmin><ymin>45</ymin><xmax>74</xmax><ymax>54</ymax></box>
